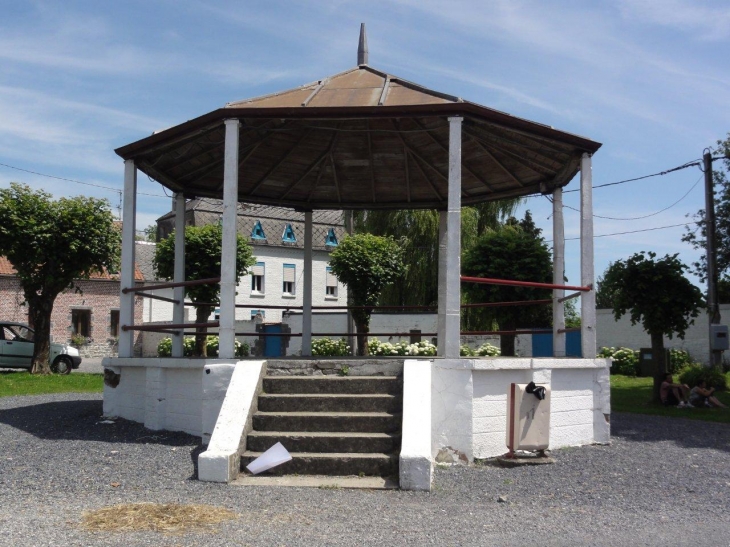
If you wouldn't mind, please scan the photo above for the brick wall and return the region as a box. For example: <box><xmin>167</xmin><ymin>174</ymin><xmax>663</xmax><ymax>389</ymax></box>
<box><xmin>0</xmin><ymin>275</ymin><xmax>143</xmax><ymax>357</ymax></box>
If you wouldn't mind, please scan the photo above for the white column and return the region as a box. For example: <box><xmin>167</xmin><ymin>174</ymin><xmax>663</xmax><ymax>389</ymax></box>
<box><xmin>172</xmin><ymin>192</ymin><xmax>186</xmax><ymax>357</ymax></box>
<box><xmin>219</xmin><ymin>119</ymin><xmax>239</xmax><ymax>359</ymax></box>
<box><xmin>118</xmin><ymin>159</ymin><xmax>137</xmax><ymax>358</ymax></box>
<box><xmin>580</xmin><ymin>153</ymin><xmax>597</xmax><ymax>358</ymax></box>
<box><xmin>302</xmin><ymin>211</ymin><xmax>313</xmax><ymax>356</ymax></box>
<box><xmin>439</xmin><ymin>116</ymin><xmax>462</xmax><ymax>358</ymax></box>
<box><xmin>437</xmin><ymin>212</ymin><xmax>447</xmax><ymax>355</ymax></box>
<box><xmin>552</xmin><ymin>187</ymin><xmax>566</xmax><ymax>357</ymax></box>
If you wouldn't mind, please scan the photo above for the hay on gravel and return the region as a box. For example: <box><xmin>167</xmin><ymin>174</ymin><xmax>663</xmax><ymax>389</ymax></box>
<box><xmin>81</xmin><ymin>503</ymin><xmax>238</xmax><ymax>533</ymax></box>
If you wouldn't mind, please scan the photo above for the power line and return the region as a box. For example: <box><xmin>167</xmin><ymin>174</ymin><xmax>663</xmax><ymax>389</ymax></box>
<box><xmin>557</xmin><ymin>222</ymin><xmax>690</xmax><ymax>242</ymax></box>
<box><xmin>547</xmin><ymin>173</ymin><xmax>703</xmax><ymax>221</ymax></box>
<box><xmin>0</xmin><ymin>161</ymin><xmax>167</xmax><ymax>198</ymax></box>
<box><xmin>562</xmin><ymin>159</ymin><xmax>702</xmax><ymax>193</ymax></box>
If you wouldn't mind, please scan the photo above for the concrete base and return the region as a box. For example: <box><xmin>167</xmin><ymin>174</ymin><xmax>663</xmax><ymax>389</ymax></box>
<box><xmin>495</xmin><ymin>454</ymin><xmax>556</xmax><ymax>468</ymax></box>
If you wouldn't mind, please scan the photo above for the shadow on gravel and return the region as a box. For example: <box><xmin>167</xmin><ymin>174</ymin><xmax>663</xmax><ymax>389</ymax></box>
<box><xmin>0</xmin><ymin>399</ymin><xmax>200</xmax><ymax>448</ymax></box>
<box><xmin>612</xmin><ymin>412</ymin><xmax>730</xmax><ymax>453</ymax></box>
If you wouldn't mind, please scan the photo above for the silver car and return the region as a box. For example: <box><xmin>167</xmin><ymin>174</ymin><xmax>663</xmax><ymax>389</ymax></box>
<box><xmin>0</xmin><ymin>322</ymin><xmax>82</xmax><ymax>374</ymax></box>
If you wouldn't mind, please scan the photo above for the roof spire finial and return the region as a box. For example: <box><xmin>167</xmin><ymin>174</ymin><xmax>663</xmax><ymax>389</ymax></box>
<box><xmin>357</xmin><ymin>23</ymin><xmax>368</xmax><ymax>66</ymax></box>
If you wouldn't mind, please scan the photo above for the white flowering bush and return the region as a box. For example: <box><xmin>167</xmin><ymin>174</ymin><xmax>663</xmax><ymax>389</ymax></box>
<box><xmin>312</xmin><ymin>337</ymin><xmax>351</xmax><ymax>357</ymax></box>
<box><xmin>599</xmin><ymin>346</ymin><xmax>639</xmax><ymax>376</ymax></box>
<box><xmin>367</xmin><ymin>338</ymin><xmax>437</xmax><ymax>357</ymax></box>
<box><xmin>157</xmin><ymin>336</ymin><xmax>249</xmax><ymax>358</ymax></box>
<box><xmin>475</xmin><ymin>342</ymin><xmax>501</xmax><ymax>357</ymax></box>
<box><xmin>460</xmin><ymin>345</ymin><xmax>475</xmax><ymax>357</ymax></box>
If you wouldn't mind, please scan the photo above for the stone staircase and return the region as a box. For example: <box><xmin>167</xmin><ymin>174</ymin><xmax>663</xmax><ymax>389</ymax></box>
<box><xmin>240</xmin><ymin>375</ymin><xmax>402</xmax><ymax>477</ymax></box>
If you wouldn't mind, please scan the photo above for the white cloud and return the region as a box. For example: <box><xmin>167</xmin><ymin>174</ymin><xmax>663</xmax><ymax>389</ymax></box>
<box><xmin>618</xmin><ymin>0</ymin><xmax>730</xmax><ymax>41</ymax></box>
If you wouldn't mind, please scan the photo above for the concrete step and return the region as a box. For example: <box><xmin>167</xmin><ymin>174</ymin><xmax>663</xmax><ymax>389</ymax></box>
<box><xmin>263</xmin><ymin>376</ymin><xmax>401</xmax><ymax>395</ymax></box>
<box><xmin>240</xmin><ymin>451</ymin><xmax>398</xmax><ymax>476</ymax></box>
<box><xmin>246</xmin><ymin>431</ymin><xmax>401</xmax><ymax>454</ymax></box>
<box><xmin>253</xmin><ymin>411</ymin><xmax>402</xmax><ymax>433</ymax></box>
<box><xmin>257</xmin><ymin>393</ymin><xmax>402</xmax><ymax>413</ymax></box>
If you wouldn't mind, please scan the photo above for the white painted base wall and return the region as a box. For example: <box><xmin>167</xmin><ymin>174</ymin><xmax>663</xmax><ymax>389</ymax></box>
<box><xmin>102</xmin><ymin>357</ymin><xmax>239</xmax><ymax>442</ymax></box>
<box><xmin>432</xmin><ymin>357</ymin><xmax>611</xmax><ymax>461</ymax></box>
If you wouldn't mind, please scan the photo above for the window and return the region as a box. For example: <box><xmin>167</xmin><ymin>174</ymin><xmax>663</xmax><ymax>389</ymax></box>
<box><xmin>282</xmin><ymin>264</ymin><xmax>296</xmax><ymax>295</ymax></box>
<box><xmin>282</xmin><ymin>224</ymin><xmax>297</xmax><ymax>244</ymax></box>
<box><xmin>71</xmin><ymin>309</ymin><xmax>91</xmax><ymax>337</ymax></box>
<box><xmin>110</xmin><ymin>310</ymin><xmax>120</xmax><ymax>337</ymax></box>
<box><xmin>325</xmin><ymin>228</ymin><xmax>338</xmax><ymax>247</ymax></box>
<box><xmin>251</xmin><ymin>220</ymin><xmax>266</xmax><ymax>240</ymax></box>
<box><xmin>250</xmin><ymin>309</ymin><xmax>265</xmax><ymax>319</ymax></box>
<box><xmin>325</xmin><ymin>266</ymin><xmax>337</xmax><ymax>297</ymax></box>
<box><xmin>251</xmin><ymin>262</ymin><xmax>265</xmax><ymax>293</ymax></box>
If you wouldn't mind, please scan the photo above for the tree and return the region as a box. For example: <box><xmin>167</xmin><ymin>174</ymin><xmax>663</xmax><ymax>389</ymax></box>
<box><xmin>328</xmin><ymin>234</ymin><xmax>405</xmax><ymax>355</ymax></box>
<box><xmin>462</xmin><ymin>217</ymin><xmax>553</xmax><ymax>356</ymax></box>
<box><xmin>0</xmin><ymin>183</ymin><xmax>121</xmax><ymax>374</ymax></box>
<box><xmin>154</xmin><ymin>224</ymin><xmax>255</xmax><ymax>357</ymax></box>
<box><xmin>353</xmin><ymin>200</ymin><xmax>518</xmax><ymax>306</ymax></box>
<box><xmin>600</xmin><ymin>252</ymin><xmax>704</xmax><ymax>403</ymax></box>
<box><xmin>595</xmin><ymin>266</ymin><xmax>620</xmax><ymax>309</ymax></box>
<box><xmin>136</xmin><ymin>224</ymin><xmax>157</xmax><ymax>242</ymax></box>
<box><xmin>682</xmin><ymin>133</ymin><xmax>730</xmax><ymax>280</ymax></box>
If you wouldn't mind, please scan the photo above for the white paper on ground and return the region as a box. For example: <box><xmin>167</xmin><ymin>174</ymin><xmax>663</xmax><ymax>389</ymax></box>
<box><xmin>246</xmin><ymin>442</ymin><xmax>293</xmax><ymax>474</ymax></box>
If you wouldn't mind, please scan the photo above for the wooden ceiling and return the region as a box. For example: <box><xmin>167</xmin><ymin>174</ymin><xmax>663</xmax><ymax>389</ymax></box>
<box><xmin>116</xmin><ymin>66</ymin><xmax>601</xmax><ymax>210</ymax></box>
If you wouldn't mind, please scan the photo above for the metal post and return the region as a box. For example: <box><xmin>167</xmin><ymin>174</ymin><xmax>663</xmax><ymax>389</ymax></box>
<box><xmin>344</xmin><ymin>210</ymin><xmax>355</xmax><ymax>356</ymax></box>
<box><xmin>219</xmin><ymin>119</ymin><xmax>239</xmax><ymax>359</ymax></box>
<box><xmin>302</xmin><ymin>211</ymin><xmax>313</xmax><ymax>356</ymax></box>
<box><xmin>119</xmin><ymin>159</ymin><xmax>137</xmax><ymax>358</ymax></box>
<box><xmin>580</xmin><ymin>153</ymin><xmax>597</xmax><ymax>359</ymax></box>
<box><xmin>704</xmin><ymin>150</ymin><xmax>722</xmax><ymax>367</ymax></box>
<box><xmin>171</xmin><ymin>192</ymin><xmax>186</xmax><ymax>357</ymax></box>
<box><xmin>437</xmin><ymin>211</ymin><xmax>447</xmax><ymax>355</ymax></box>
<box><xmin>552</xmin><ymin>187</ymin><xmax>566</xmax><ymax>357</ymax></box>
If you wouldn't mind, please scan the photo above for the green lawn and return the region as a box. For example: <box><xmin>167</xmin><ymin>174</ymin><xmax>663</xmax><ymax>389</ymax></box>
<box><xmin>0</xmin><ymin>370</ymin><xmax>103</xmax><ymax>397</ymax></box>
<box><xmin>611</xmin><ymin>374</ymin><xmax>730</xmax><ymax>424</ymax></box>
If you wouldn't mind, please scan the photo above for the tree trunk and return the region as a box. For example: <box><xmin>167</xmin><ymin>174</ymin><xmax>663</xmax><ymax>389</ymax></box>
<box><xmin>29</xmin><ymin>296</ymin><xmax>54</xmax><ymax>374</ymax></box>
<box><xmin>650</xmin><ymin>331</ymin><xmax>667</xmax><ymax>404</ymax></box>
<box><xmin>194</xmin><ymin>304</ymin><xmax>212</xmax><ymax>357</ymax></box>
<box><xmin>500</xmin><ymin>334</ymin><xmax>516</xmax><ymax>357</ymax></box>
<box><xmin>355</xmin><ymin>320</ymin><xmax>370</xmax><ymax>356</ymax></box>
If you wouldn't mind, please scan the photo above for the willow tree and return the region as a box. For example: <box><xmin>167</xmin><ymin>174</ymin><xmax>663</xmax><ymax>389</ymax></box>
<box><xmin>354</xmin><ymin>200</ymin><xmax>518</xmax><ymax>306</ymax></box>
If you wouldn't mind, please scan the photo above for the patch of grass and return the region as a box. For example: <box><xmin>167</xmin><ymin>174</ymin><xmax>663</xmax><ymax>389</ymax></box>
<box><xmin>0</xmin><ymin>370</ymin><xmax>103</xmax><ymax>397</ymax></box>
<box><xmin>611</xmin><ymin>373</ymin><xmax>730</xmax><ymax>424</ymax></box>
<box><xmin>81</xmin><ymin>503</ymin><xmax>238</xmax><ymax>534</ymax></box>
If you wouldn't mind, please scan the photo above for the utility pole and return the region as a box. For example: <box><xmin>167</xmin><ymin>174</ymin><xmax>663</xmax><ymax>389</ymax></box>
<box><xmin>704</xmin><ymin>149</ymin><xmax>722</xmax><ymax>367</ymax></box>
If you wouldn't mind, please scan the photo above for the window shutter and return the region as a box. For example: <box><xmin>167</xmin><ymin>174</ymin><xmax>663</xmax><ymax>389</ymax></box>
<box><xmin>326</xmin><ymin>267</ymin><xmax>337</xmax><ymax>286</ymax></box>
<box><xmin>252</xmin><ymin>262</ymin><xmax>265</xmax><ymax>276</ymax></box>
<box><xmin>283</xmin><ymin>264</ymin><xmax>295</xmax><ymax>282</ymax></box>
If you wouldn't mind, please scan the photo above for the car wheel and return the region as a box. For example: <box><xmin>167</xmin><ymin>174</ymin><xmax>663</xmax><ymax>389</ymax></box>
<box><xmin>51</xmin><ymin>356</ymin><xmax>72</xmax><ymax>375</ymax></box>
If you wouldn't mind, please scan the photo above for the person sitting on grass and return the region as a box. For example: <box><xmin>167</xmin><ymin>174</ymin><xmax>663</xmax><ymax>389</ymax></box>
<box><xmin>689</xmin><ymin>380</ymin><xmax>727</xmax><ymax>409</ymax></box>
<box><xmin>660</xmin><ymin>373</ymin><xmax>693</xmax><ymax>408</ymax></box>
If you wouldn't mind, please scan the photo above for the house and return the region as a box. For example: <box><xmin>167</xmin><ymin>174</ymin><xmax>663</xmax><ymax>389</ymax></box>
<box><xmin>0</xmin><ymin>256</ymin><xmax>144</xmax><ymax>358</ymax></box>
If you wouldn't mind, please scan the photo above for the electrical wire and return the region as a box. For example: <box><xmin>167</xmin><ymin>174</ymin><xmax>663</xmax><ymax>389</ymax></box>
<box><xmin>562</xmin><ymin>159</ymin><xmax>702</xmax><ymax>193</ymax></box>
<box><xmin>547</xmin><ymin>173</ymin><xmax>703</xmax><ymax>221</ymax></box>
<box><xmin>0</xmin><ymin>161</ymin><xmax>167</xmax><ymax>198</ymax></box>
<box><xmin>563</xmin><ymin>222</ymin><xmax>690</xmax><ymax>241</ymax></box>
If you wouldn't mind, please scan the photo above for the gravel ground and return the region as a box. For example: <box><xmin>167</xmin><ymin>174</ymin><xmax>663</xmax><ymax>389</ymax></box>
<box><xmin>0</xmin><ymin>393</ymin><xmax>729</xmax><ymax>547</ymax></box>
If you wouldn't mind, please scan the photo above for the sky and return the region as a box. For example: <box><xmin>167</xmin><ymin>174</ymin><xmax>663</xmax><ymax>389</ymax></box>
<box><xmin>1</xmin><ymin>0</ymin><xmax>729</xmax><ymax>291</ymax></box>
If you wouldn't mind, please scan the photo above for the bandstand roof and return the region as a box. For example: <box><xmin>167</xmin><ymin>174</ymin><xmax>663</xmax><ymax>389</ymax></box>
<box><xmin>116</xmin><ymin>33</ymin><xmax>601</xmax><ymax>211</ymax></box>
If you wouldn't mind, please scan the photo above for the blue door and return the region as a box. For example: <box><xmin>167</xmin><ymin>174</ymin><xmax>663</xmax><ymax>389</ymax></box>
<box><xmin>263</xmin><ymin>324</ymin><xmax>283</xmax><ymax>357</ymax></box>
<box><xmin>532</xmin><ymin>330</ymin><xmax>582</xmax><ymax>357</ymax></box>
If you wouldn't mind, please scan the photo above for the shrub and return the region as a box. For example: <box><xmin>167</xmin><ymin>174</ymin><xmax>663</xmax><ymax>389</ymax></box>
<box><xmin>367</xmin><ymin>339</ymin><xmax>437</xmax><ymax>357</ymax></box>
<box><xmin>679</xmin><ymin>365</ymin><xmax>728</xmax><ymax>391</ymax></box>
<box><xmin>599</xmin><ymin>346</ymin><xmax>639</xmax><ymax>376</ymax></box>
<box><xmin>460</xmin><ymin>345</ymin><xmax>475</xmax><ymax>357</ymax></box>
<box><xmin>157</xmin><ymin>336</ymin><xmax>249</xmax><ymax>358</ymax></box>
<box><xmin>668</xmin><ymin>348</ymin><xmax>696</xmax><ymax>374</ymax></box>
<box><xmin>475</xmin><ymin>342</ymin><xmax>501</xmax><ymax>357</ymax></box>
<box><xmin>311</xmin><ymin>338</ymin><xmax>351</xmax><ymax>357</ymax></box>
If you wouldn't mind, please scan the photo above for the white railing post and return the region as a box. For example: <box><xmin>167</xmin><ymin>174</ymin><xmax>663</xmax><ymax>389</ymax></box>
<box><xmin>302</xmin><ymin>211</ymin><xmax>313</xmax><ymax>356</ymax></box>
<box><xmin>119</xmin><ymin>159</ymin><xmax>137</xmax><ymax>358</ymax></box>
<box><xmin>219</xmin><ymin>119</ymin><xmax>240</xmax><ymax>359</ymax></box>
<box><xmin>553</xmin><ymin>187</ymin><xmax>566</xmax><ymax>357</ymax></box>
<box><xmin>172</xmin><ymin>192</ymin><xmax>186</xmax><ymax>357</ymax></box>
<box><xmin>580</xmin><ymin>153</ymin><xmax>597</xmax><ymax>358</ymax></box>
